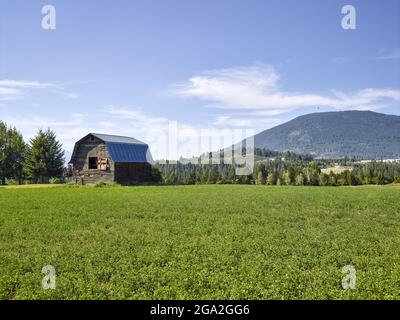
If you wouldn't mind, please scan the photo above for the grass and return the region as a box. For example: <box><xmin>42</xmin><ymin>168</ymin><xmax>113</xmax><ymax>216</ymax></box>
<box><xmin>0</xmin><ymin>184</ymin><xmax>399</xmax><ymax>300</ymax></box>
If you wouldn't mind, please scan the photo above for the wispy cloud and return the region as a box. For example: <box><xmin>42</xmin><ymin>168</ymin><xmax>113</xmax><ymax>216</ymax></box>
<box><xmin>107</xmin><ymin>106</ymin><xmax>169</xmax><ymax>127</ymax></box>
<box><xmin>368</xmin><ymin>53</ymin><xmax>400</xmax><ymax>60</ymax></box>
<box><xmin>0</xmin><ymin>79</ymin><xmax>79</xmax><ymax>101</ymax></box>
<box><xmin>6</xmin><ymin>113</ymin><xmax>86</xmax><ymax>128</ymax></box>
<box><xmin>213</xmin><ymin>115</ymin><xmax>281</xmax><ymax>127</ymax></box>
<box><xmin>173</xmin><ymin>64</ymin><xmax>400</xmax><ymax>114</ymax></box>
<box><xmin>0</xmin><ymin>80</ymin><xmax>60</xmax><ymax>89</ymax></box>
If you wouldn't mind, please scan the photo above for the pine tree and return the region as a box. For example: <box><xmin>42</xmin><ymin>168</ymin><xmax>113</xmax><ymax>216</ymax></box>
<box><xmin>0</xmin><ymin>122</ymin><xmax>26</xmax><ymax>184</ymax></box>
<box><xmin>151</xmin><ymin>164</ymin><xmax>162</xmax><ymax>183</ymax></box>
<box><xmin>0</xmin><ymin>122</ymin><xmax>9</xmax><ymax>184</ymax></box>
<box><xmin>295</xmin><ymin>172</ymin><xmax>305</xmax><ymax>186</ymax></box>
<box><xmin>227</xmin><ymin>165</ymin><xmax>236</xmax><ymax>184</ymax></box>
<box><xmin>287</xmin><ymin>166</ymin><xmax>296</xmax><ymax>185</ymax></box>
<box><xmin>184</xmin><ymin>171</ymin><xmax>196</xmax><ymax>184</ymax></box>
<box><xmin>25</xmin><ymin>129</ymin><xmax>65</xmax><ymax>184</ymax></box>
<box><xmin>257</xmin><ymin>171</ymin><xmax>266</xmax><ymax>185</ymax></box>
<box><xmin>267</xmin><ymin>171</ymin><xmax>277</xmax><ymax>185</ymax></box>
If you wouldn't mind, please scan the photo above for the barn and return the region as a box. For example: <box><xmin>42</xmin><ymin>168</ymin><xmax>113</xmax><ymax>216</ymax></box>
<box><xmin>69</xmin><ymin>133</ymin><xmax>153</xmax><ymax>185</ymax></box>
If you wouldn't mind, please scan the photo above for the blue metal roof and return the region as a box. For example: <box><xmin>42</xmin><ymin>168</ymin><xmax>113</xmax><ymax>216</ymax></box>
<box><xmin>107</xmin><ymin>142</ymin><xmax>153</xmax><ymax>164</ymax></box>
<box><xmin>69</xmin><ymin>133</ymin><xmax>153</xmax><ymax>164</ymax></box>
<box><xmin>91</xmin><ymin>133</ymin><xmax>146</xmax><ymax>145</ymax></box>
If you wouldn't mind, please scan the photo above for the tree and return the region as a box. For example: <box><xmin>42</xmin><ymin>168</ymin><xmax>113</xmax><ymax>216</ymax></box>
<box><xmin>25</xmin><ymin>129</ymin><xmax>65</xmax><ymax>184</ymax></box>
<box><xmin>165</xmin><ymin>170</ymin><xmax>179</xmax><ymax>184</ymax></box>
<box><xmin>306</xmin><ymin>161</ymin><xmax>320</xmax><ymax>186</ymax></box>
<box><xmin>257</xmin><ymin>171</ymin><xmax>266</xmax><ymax>185</ymax></box>
<box><xmin>295</xmin><ymin>172</ymin><xmax>305</xmax><ymax>186</ymax></box>
<box><xmin>8</xmin><ymin>127</ymin><xmax>26</xmax><ymax>184</ymax></box>
<box><xmin>201</xmin><ymin>168</ymin><xmax>209</xmax><ymax>184</ymax></box>
<box><xmin>319</xmin><ymin>173</ymin><xmax>330</xmax><ymax>186</ymax></box>
<box><xmin>287</xmin><ymin>166</ymin><xmax>296</xmax><ymax>185</ymax></box>
<box><xmin>184</xmin><ymin>171</ymin><xmax>196</xmax><ymax>185</ymax></box>
<box><xmin>227</xmin><ymin>165</ymin><xmax>236</xmax><ymax>184</ymax></box>
<box><xmin>267</xmin><ymin>171</ymin><xmax>277</xmax><ymax>185</ymax></box>
<box><xmin>0</xmin><ymin>122</ymin><xmax>26</xmax><ymax>185</ymax></box>
<box><xmin>207</xmin><ymin>166</ymin><xmax>219</xmax><ymax>184</ymax></box>
<box><xmin>376</xmin><ymin>171</ymin><xmax>385</xmax><ymax>185</ymax></box>
<box><xmin>151</xmin><ymin>164</ymin><xmax>162</xmax><ymax>183</ymax></box>
<box><xmin>329</xmin><ymin>171</ymin><xmax>337</xmax><ymax>186</ymax></box>
<box><xmin>0</xmin><ymin>122</ymin><xmax>9</xmax><ymax>184</ymax></box>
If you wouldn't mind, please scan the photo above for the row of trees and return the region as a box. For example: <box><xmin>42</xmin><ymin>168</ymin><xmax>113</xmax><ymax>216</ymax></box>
<box><xmin>0</xmin><ymin>122</ymin><xmax>64</xmax><ymax>185</ymax></box>
<box><xmin>155</xmin><ymin>158</ymin><xmax>400</xmax><ymax>186</ymax></box>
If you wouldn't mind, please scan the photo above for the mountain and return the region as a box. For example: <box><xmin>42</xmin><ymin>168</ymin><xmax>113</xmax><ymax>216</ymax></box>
<box><xmin>252</xmin><ymin>111</ymin><xmax>400</xmax><ymax>159</ymax></box>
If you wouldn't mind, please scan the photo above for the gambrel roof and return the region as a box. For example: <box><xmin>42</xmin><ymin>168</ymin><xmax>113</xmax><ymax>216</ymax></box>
<box><xmin>91</xmin><ymin>133</ymin><xmax>146</xmax><ymax>145</ymax></box>
<box><xmin>70</xmin><ymin>133</ymin><xmax>153</xmax><ymax>164</ymax></box>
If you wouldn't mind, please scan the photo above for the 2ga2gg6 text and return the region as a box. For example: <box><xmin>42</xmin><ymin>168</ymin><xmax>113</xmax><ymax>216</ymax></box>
<box><xmin>194</xmin><ymin>304</ymin><xmax>250</xmax><ymax>316</ymax></box>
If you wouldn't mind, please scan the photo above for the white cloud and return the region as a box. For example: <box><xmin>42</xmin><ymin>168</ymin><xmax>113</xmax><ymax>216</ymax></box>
<box><xmin>213</xmin><ymin>115</ymin><xmax>281</xmax><ymax>127</ymax></box>
<box><xmin>7</xmin><ymin>113</ymin><xmax>85</xmax><ymax>128</ymax></box>
<box><xmin>173</xmin><ymin>64</ymin><xmax>400</xmax><ymax>114</ymax></box>
<box><xmin>368</xmin><ymin>53</ymin><xmax>400</xmax><ymax>60</ymax></box>
<box><xmin>107</xmin><ymin>106</ymin><xmax>169</xmax><ymax>127</ymax></box>
<box><xmin>0</xmin><ymin>80</ymin><xmax>60</xmax><ymax>89</ymax></box>
<box><xmin>0</xmin><ymin>79</ymin><xmax>78</xmax><ymax>100</ymax></box>
<box><xmin>62</xmin><ymin>92</ymin><xmax>80</xmax><ymax>99</ymax></box>
<box><xmin>0</xmin><ymin>87</ymin><xmax>22</xmax><ymax>100</ymax></box>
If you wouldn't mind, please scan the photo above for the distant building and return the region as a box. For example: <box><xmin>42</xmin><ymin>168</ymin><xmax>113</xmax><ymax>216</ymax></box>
<box><xmin>69</xmin><ymin>133</ymin><xmax>153</xmax><ymax>185</ymax></box>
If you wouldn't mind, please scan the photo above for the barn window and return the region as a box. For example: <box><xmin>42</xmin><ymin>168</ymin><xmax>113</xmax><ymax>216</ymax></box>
<box><xmin>88</xmin><ymin>157</ymin><xmax>98</xmax><ymax>169</ymax></box>
<box><xmin>99</xmin><ymin>158</ymin><xmax>109</xmax><ymax>171</ymax></box>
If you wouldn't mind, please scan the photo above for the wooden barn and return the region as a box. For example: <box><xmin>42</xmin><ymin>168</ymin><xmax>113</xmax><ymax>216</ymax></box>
<box><xmin>69</xmin><ymin>133</ymin><xmax>153</xmax><ymax>185</ymax></box>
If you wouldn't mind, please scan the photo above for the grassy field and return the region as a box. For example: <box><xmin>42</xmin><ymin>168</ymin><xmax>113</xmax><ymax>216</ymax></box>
<box><xmin>0</xmin><ymin>185</ymin><xmax>399</xmax><ymax>300</ymax></box>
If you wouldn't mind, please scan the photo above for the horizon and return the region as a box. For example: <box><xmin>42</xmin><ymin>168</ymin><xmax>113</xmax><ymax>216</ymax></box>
<box><xmin>1</xmin><ymin>0</ymin><xmax>399</xmax><ymax>159</ymax></box>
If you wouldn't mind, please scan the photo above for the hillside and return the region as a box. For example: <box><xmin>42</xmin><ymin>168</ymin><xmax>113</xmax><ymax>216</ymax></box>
<box><xmin>253</xmin><ymin>111</ymin><xmax>400</xmax><ymax>159</ymax></box>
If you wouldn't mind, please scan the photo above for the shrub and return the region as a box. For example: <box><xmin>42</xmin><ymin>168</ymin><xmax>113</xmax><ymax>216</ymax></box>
<box><xmin>49</xmin><ymin>177</ymin><xmax>61</xmax><ymax>184</ymax></box>
<box><xmin>94</xmin><ymin>181</ymin><xmax>108</xmax><ymax>188</ymax></box>
<box><xmin>94</xmin><ymin>181</ymin><xmax>120</xmax><ymax>188</ymax></box>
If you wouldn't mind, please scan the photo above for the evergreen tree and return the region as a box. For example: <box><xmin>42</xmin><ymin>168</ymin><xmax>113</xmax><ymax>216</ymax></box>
<box><xmin>329</xmin><ymin>171</ymin><xmax>337</xmax><ymax>186</ymax></box>
<box><xmin>227</xmin><ymin>166</ymin><xmax>236</xmax><ymax>184</ymax></box>
<box><xmin>319</xmin><ymin>173</ymin><xmax>330</xmax><ymax>186</ymax></box>
<box><xmin>0</xmin><ymin>122</ymin><xmax>9</xmax><ymax>184</ymax></box>
<box><xmin>25</xmin><ymin>129</ymin><xmax>65</xmax><ymax>183</ymax></box>
<box><xmin>257</xmin><ymin>171</ymin><xmax>266</xmax><ymax>185</ymax></box>
<box><xmin>376</xmin><ymin>171</ymin><xmax>385</xmax><ymax>185</ymax></box>
<box><xmin>287</xmin><ymin>166</ymin><xmax>296</xmax><ymax>185</ymax></box>
<box><xmin>0</xmin><ymin>122</ymin><xmax>26</xmax><ymax>184</ymax></box>
<box><xmin>295</xmin><ymin>172</ymin><xmax>305</xmax><ymax>186</ymax></box>
<box><xmin>151</xmin><ymin>164</ymin><xmax>162</xmax><ymax>183</ymax></box>
<box><xmin>184</xmin><ymin>171</ymin><xmax>196</xmax><ymax>185</ymax></box>
<box><xmin>267</xmin><ymin>171</ymin><xmax>277</xmax><ymax>185</ymax></box>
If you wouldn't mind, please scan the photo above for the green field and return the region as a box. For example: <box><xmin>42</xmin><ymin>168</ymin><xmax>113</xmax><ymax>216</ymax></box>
<box><xmin>0</xmin><ymin>185</ymin><xmax>399</xmax><ymax>300</ymax></box>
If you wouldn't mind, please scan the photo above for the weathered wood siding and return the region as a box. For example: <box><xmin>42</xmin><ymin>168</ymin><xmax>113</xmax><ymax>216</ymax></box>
<box><xmin>72</xmin><ymin>136</ymin><xmax>115</xmax><ymax>184</ymax></box>
<box><xmin>114</xmin><ymin>163</ymin><xmax>152</xmax><ymax>184</ymax></box>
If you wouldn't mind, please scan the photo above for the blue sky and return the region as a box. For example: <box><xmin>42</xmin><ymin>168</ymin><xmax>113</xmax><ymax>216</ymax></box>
<box><xmin>0</xmin><ymin>0</ymin><xmax>399</xmax><ymax>159</ymax></box>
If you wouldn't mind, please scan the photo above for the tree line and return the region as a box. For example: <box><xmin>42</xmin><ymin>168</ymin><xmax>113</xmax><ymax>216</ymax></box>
<box><xmin>0</xmin><ymin>122</ymin><xmax>64</xmax><ymax>185</ymax></box>
<box><xmin>154</xmin><ymin>156</ymin><xmax>400</xmax><ymax>186</ymax></box>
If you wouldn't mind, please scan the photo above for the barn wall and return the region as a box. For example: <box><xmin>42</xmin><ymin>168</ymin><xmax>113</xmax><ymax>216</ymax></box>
<box><xmin>114</xmin><ymin>163</ymin><xmax>152</xmax><ymax>184</ymax></box>
<box><xmin>71</xmin><ymin>136</ymin><xmax>115</xmax><ymax>184</ymax></box>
